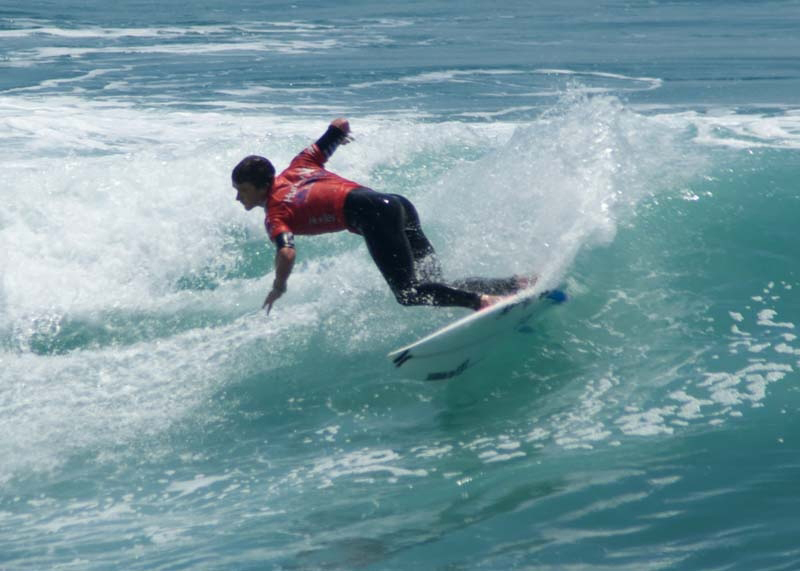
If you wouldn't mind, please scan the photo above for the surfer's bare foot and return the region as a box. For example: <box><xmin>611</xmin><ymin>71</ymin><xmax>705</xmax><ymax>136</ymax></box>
<box><xmin>478</xmin><ymin>294</ymin><xmax>505</xmax><ymax>310</ymax></box>
<box><xmin>515</xmin><ymin>274</ymin><xmax>538</xmax><ymax>291</ymax></box>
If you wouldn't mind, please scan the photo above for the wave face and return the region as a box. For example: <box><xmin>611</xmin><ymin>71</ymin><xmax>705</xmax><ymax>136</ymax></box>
<box><xmin>2</xmin><ymin>2</ymin><xmax>800</xmax><ymax>570</ymax></box>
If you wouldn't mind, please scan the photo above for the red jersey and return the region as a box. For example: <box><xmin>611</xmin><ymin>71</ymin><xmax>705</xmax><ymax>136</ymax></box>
<box><xmin>265</xmin><ymin>142</ymin><xmax>361</xmax><ymax>241</ymax></box>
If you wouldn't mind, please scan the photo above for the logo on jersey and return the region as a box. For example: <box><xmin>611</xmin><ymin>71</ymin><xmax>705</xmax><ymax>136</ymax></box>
<box><xmin>283</xmin><ymin>168</ymin><xmax>325</xmax><ymax>205</ymax></box>
<box><xmin>308</xmin><ymin>213</ymin><xmax>336</xmax><ymax>226</ymax></box>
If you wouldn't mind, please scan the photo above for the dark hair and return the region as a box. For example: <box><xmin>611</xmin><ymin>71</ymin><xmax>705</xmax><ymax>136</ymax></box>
<box><xmin>231</xmin><ymin>155</ymin><xmax>275</xmax><ymax>188</ymax></box>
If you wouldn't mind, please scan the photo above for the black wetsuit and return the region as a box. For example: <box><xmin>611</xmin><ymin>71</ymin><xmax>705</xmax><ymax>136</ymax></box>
<box><xmin>343</xmin><ymin>188</ymin><xmax>520</xmax><ymax>310</ymax></box>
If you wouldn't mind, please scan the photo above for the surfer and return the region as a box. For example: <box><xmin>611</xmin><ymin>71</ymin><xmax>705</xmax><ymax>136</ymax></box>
<box><xmin>232</xmin><ymin>118</ymin><xmax>531</xmax><ymax>314</ymax></box>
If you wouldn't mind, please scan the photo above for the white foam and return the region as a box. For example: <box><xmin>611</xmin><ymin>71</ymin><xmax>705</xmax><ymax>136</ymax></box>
<box><xmin>0</xmin><ymin>21</ymin><xmax>354</xmax><ymax>42</ymax></box>
<box><xmin>305</xmin><ymin>449</ymin><xmax>428</xmax><ymax>485</ymax></box>
<box><xmin>349</xmin><ymin>68</ymin><xmax>523</xmax><ymax>89</ymax></box>
<box><xmin>775</xmin><ymin>343</ymin><xmax>800</xmax><ymax>356</ymax></box>
<box><xmin>669</xmin><ymin>391</ymin><xmax>714</xmax><ymax>420</ymax></box>
<box><xmin>349</xmin><ymin>67</ymin><xmax>663</xmax><ymax>97</ymax></box>
<box><xmin>547</xmin><ymin>376</ymin><xmax>618</xmax><ymax>449</ymax></box>
<box><xmin>699</xmin><ymin>362</ymin><xmax>792</xmax><ymax>407</ymax></box>
<box><xmin>595</xmin><ymin>288</ymin><xmax>796</xmax><ymax>440</ymax></box>
<box><xmin>1</xmin><ymin>20</ymin><xmax>390</xmax><ymax>72</ymax></box>
<box><xmin>2</xmin><ymin>101</ymin><xmax>552</xmax><ymax>480</ymax></box>
<box><xmin>421</xmin><ymin>93</ymin><xmax>701</xmax><ymax>288</ymax></box>
<box><xmin>657</xmin><ymin>109</ymin><xmax>800</xmax><ymax>150</ymax></box>
<box><xmin>2</xmin><ymin>89</ymin><xmax>793</xmax><ymax>481</ymax></box>
<box><xmin>731</xmin><ymin>325</ymin><xmax>750</xmax><ymax>336</ymax></box>
<box><xmin>0</xmin><ymin>310</ymin><xmax>301</xmax><ymax>484</ymax></box>
<box><xmin>0</xmin><ymin>24</ymin><xmax>227</xmax><ymax>40</ymax></box>
<box><xmin>534</xmin><ymin>68</ymin><xmax>663</xmax><ymax>92</ymax></box>
<box><xmin>0</xmin><ymin>103</ymin><xmax>430</xmax><ymax>481</ymax></box>
<box><xmin>165</xmin><ymin>474</ymin><xmax>232</xmax><ymax>498</ymax></box>
<box><xmin>479</xmin><ymin>450</ymin><xmax>527</xmax><ymax>463</ymax></box>
<box><xmin>616</xmin><ymin>407</ymin><xmax>676</xmax><ymax>437</ymax></box>
<box><xmin>757</xmin><ymin>309</ymin><xmax>795</xmax><ymax>329</ymax></box>
<box><xmin>411</xmin><ymin>444</ymin><xmax>454</xmax><ymax>459</ymax></box>
<box><xmin>38</xmin><ymin>498</ymin><xmax>136</xmax><ymax>534</ymax></box>
<box><xmin>15</xmin><ymin>39</ymin><xmax>339</xmax><ymax>62</ymax></box>
<box><xmin>748</xmin><ymin>342</ymin><xmax>771</xmax><ymax>353</ymax></box>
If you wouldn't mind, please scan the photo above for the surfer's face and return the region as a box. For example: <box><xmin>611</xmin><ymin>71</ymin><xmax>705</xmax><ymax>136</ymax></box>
<box><xmin>234</xmin><ymin>181</ymin><xmax>269</xmax><ymax>211</ymax></box>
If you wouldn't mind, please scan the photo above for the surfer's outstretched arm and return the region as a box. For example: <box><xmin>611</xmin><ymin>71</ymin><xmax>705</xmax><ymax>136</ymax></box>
<box><xmin>263</xmin><ymin>244</ymin><xmax>295</xmax><ymax>314</ymax></box>
<box><xmin>313</xmin><ymin>118</ymin><xmax>352</xmax><ymax>161</ymax></box>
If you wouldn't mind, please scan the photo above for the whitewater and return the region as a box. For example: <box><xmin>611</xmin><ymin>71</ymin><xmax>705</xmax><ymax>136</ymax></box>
<box><xmin>2</xmin><ymin>2</ymin><xmax>800</xmax><ymax>570</ymax></box>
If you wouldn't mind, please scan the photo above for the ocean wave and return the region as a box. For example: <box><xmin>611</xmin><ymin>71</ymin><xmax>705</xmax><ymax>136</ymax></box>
<box><xmin>1</xmin><ymin>91</ymin><xmax>797</xmax><ymax>497</ymax></box>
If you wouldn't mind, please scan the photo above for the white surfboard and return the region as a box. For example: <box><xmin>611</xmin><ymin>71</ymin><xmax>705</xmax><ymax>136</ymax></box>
<box><xmin>388</xmin><ymin>289</ymin><xmax>567</xmax><ymax>381</ymax></box>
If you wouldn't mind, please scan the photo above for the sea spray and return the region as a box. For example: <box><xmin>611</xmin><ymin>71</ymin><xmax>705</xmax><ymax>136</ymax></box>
<box><xmin>425</xmin><ymin>93</ymin><xmax>704</xmax><ymax>290</ymax></box>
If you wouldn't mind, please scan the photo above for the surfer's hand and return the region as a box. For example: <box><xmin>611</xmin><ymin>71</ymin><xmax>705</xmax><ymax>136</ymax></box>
<box><xmin>267</xmin><ymin>249</ymin><xmax>293</xmax><ymax>314</ymax></box>
<box><xmin>263</xmin><ymin>286</ymin><xmax>284</xmax><ymax>314</ymax></box>
<box><xmin>331</xmin><ymin>118</ymin><xmax>353</xmax><ymax>144</ymax></box>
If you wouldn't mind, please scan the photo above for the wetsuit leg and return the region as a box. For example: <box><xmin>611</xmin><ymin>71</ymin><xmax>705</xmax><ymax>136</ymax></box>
<box><xmin>391</xmin><ymin>194</ymin><xmax>443</xmax><ymax>281</ymax></box>
<box><xmin>344</xmin><ymin>189</ymin><xmax>481</xmax><ymax>310</ymax></box>
<box><xmin>451</xmin><ymin>277</ymin><xmax>522</xmax><ymax>295</ymax></box>
<box><xmin>391</xmin><ymin>194</ymin><xmax>524</xmax><ymax>296</ymax></box>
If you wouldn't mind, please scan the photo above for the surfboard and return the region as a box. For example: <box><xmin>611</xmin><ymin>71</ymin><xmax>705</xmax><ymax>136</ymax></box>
<box><xmin>388</xmin><ymin>289</ymin><xmax>567</xmax><ymax>381</ymax></box>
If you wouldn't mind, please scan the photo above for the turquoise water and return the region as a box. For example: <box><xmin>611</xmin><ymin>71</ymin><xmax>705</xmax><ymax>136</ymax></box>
<box><xmin>2</xmin><ymin>2</ymin><xmax>800</xmax><ymax>570</ymax></box>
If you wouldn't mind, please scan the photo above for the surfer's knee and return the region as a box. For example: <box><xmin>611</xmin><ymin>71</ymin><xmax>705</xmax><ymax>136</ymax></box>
<box><xmin>394</xmin><ymin>288</ymin><xmax>416</xmax><ymax>306</ymax></box>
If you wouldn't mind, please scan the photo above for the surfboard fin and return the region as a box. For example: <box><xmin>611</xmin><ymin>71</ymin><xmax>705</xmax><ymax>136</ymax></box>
<box><xmin>541</xmin><ymin>289</ymin><xmax>568</xmax><ymax>303</ymax></box>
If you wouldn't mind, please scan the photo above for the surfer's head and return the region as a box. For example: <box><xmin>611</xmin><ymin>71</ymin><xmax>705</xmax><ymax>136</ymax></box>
<box><xmin>232</xmin><ymin>155</ymin><xmax>274</xmax><ymax>210</ymax></box>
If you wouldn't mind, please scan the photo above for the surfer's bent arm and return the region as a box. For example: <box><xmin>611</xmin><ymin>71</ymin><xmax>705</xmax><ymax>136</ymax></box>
<box><xmin>313</xmin><ymin>118</ymin><xmax>351</xmax><ymax>161</ymax></box>
<box><xmin>263</xmin><ymin>233</ymin><xmax>296</xmax><ymax>313</ymax></box>
<box><xmin>273</xmin><ymin>246</ymin><xmax>295</xmax><ymax>292</ymax></box>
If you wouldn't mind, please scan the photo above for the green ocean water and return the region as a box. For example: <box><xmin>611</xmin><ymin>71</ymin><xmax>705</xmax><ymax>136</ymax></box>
<box><xmin>2</xmin><ymin>2</ymin><xmax>800</xmax><ymax>570</ymax></box>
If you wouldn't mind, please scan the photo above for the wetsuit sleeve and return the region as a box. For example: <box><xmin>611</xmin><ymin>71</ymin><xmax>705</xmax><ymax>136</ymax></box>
<box><xmin>314</xmin><ymin>125</ymin><xmax>349</xmax><ymax>161</ymax></box>
<box><xmin>289</xmin><ymin>124</ymin><xmax>349</xmax><ymax>169</ymax></box>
